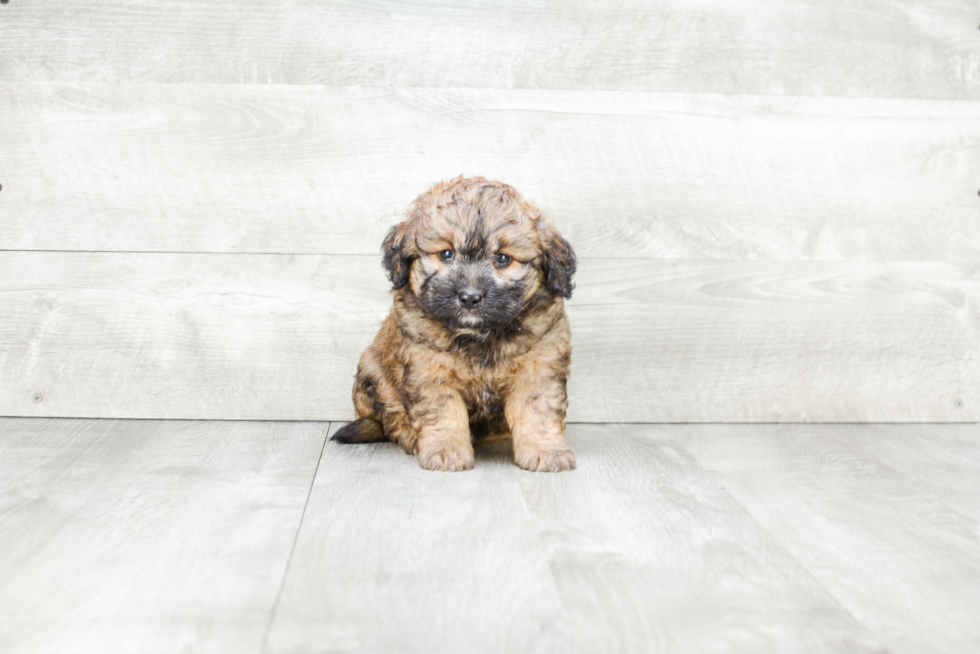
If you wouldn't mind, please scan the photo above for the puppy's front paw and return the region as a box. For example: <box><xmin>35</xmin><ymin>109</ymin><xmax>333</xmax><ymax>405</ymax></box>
<box><xmin>417</xmin><ymin>444</ymin><xmax>475</xmax><ymax>472</ymax></box>
<box><xmin>515</xmin><ymin>447</ymin><xmax>576</xmax><ymax>473</ymax></box>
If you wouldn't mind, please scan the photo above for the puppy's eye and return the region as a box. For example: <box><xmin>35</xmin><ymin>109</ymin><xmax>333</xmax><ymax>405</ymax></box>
<box><xmin>438</xmin><ymin>249</ymin><xmax>455</xmax><ymax>262</ymax></box>
<box><xmin>493</xmin><ymin>253</ymin><xmax>513</xmax><ymax>268</ymax></box>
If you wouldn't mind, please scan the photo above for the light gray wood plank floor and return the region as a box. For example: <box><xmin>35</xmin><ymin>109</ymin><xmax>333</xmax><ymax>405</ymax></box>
<box><xmin>2</xmin><ymin>419</ymin><xmax>979</xmax><ymax>653</ymax></box>
<box><xmin>0</xmin><ymin>419</ymin><xmax>327</xmax><ymax>654</ymax></box>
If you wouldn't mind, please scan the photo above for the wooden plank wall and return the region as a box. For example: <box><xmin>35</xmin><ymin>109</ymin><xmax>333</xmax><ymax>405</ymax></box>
<box><xmin>1</xmin><ymin>0</ymin><xmax>978</xmax><ymax>422</ymax></box>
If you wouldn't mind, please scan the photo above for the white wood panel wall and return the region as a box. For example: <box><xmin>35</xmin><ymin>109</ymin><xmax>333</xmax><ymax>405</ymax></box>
<box><xmin>1</xmin><ymin>1</ymin><xmax>978</xmax><ymax>422</ymax></box>
<box><xmin>2</xmin><ymin>85</ymin><xmax>979</xmax><ymax>260</ymax></box>
<box><xmin>2</xmin><ymin>1</ymin><xmax>979</xmax><ymax>99</ymax></box>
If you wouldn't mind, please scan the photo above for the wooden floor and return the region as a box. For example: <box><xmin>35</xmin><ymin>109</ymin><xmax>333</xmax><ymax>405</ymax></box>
<box><xmin>2</xmin><ymin>419</ymin><xmax>979</xmax><ymax>653</ymax></box>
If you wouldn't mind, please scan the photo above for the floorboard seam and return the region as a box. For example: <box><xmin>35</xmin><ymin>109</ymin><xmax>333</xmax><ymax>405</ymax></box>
<box><xmin>260</xmin><ymin>421</ymin><xmax>334</xmax><ymax>654</ymax></box>
<box><xmin>669</xmin><ymin>435</ymin><xmax>890</xmax><ymax>648</ymax></box>
<box><xmin>725</xmin><ymin>496</ymin><xmax>889</xmax><ymax>649</ymax></box>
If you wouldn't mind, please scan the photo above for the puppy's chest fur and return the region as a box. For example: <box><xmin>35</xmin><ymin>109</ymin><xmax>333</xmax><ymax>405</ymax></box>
<box><xmin>401</xmin><ymin>329</ymin><xmax>531</xmax><ymax>417</ymax></box>
<box><xmin>393</xmin><ymin>294</ymin><xmax>569</xmax><ymax>418</ymax></box>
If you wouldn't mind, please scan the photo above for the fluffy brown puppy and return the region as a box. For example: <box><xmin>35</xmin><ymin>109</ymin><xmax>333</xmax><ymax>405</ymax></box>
<box><xmin>331</xmin><ymin>176</ymin><xmax>577</xmax><ymax>472</ymax></box>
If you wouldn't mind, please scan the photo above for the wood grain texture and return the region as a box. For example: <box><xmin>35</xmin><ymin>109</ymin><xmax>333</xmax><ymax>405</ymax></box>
<box><xmin>0</xmin><ymin>252</ymin><xmax>390</xmax><ymax>420</ymax></box>
<box><xmin>266</xmin><ymin>434</ymin><xmax>569</xmax><ymax>654</ymax></box>
<box><xmin>0</xmin><ymin>418</ymin><xmax>327</xmax><ymax>654</ymax></box>
<box><xmin>267</xmin><ymin>423</ymin><xmax>886</xmax><ymax>654</ymax></box>
<box><xmin>836</xmin><ymin>424</ymin><xmax>980</xmax><ymax>523</ymax></box>
<box><xmin>659</xmin><ymin>423</ymin><xmax>980</xmax><ymax>654</ymax></box>
<box><xmin>1</xmin><ymin>252</ymin><xmax>976</xmax><ymax>422</ymax></box>
<box><xmin>572</xmin><ymin>258</ymin><xmax>980</xmax><ymax>423</ymax></box>
<box><xmin>2</xmin><ymin>83</ymin><xmax>979</xmax><ymax>260</ymax></box>
<box><xmin>1</xmin><ymin>0</ymin><xmax>978</xmax><ymax>99</ymax></box>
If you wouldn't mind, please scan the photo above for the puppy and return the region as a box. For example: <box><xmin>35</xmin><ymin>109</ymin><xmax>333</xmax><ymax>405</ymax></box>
<box><xmin>331</xmin><ymin>176</ymin><xmax>577</xmax><ymax>472</ymax></box>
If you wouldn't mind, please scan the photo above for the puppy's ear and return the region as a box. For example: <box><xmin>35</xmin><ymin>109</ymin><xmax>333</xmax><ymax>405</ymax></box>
<box><xmin>381</xmin><ymin>222</ymin><xmax>411</xmax><ymax>290</ymax></box>
<box><xmin>538</xmin><ymin>218</ymin><xmax>577</xmax><ymax>299</ymax></box>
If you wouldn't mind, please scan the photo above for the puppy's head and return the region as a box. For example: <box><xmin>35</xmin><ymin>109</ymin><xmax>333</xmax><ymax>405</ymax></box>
<box><xmin>382</xmin><ymin>176</ymin><xmax>576</xmax><ymax>333</ymax></box>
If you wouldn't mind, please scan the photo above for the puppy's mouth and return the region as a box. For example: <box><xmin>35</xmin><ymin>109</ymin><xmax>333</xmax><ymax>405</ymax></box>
<box><xmin>448</xmin><ymin>300</ymin><xmax>521</xmax><ymax>334</ymax></box>
<box><xmin>416</xmin><ymin>279</ymin><xmax>524</xmax><ymax>334</ymax></box>
<box><xmin>457</xmin><ymin>311</ymin><xmax>484</xmax><ymax>327</ymax></box>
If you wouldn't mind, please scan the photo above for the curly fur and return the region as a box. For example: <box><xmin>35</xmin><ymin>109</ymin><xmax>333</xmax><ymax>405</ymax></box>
<box><xmin>332</xmin><ymin>176</ymin><xmax>577</xmax><ymax>472</ymax></box>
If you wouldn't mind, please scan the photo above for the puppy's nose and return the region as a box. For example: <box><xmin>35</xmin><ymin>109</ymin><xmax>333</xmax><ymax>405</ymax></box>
<box><xmin>458</xmin><ymin>287</ymin><xmax>484</xmax><ymax>308</ymax></box>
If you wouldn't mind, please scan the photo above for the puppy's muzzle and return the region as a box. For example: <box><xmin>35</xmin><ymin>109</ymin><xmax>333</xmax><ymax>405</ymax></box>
<box><xmin>458</xmin><ymin>287</ymin><xmax>484</xmax><ymax>308</ymax></box>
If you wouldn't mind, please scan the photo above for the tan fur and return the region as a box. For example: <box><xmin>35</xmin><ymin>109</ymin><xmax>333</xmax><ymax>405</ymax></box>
<box><xmin>344</xmin><ymin>176</ymin><xmax>576</xmax><ymax>472</ymax></box>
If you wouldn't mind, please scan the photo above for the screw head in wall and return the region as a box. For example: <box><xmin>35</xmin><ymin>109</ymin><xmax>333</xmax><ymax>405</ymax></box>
<box><xmin>954</xmin><ymin>398</ymin><xmax>964</xmax><ymax>409</ymax></box>
<box><xmin>32</xmin><ymin>393</ymin><xmax>43</xmax><ymax>403</ymax></box>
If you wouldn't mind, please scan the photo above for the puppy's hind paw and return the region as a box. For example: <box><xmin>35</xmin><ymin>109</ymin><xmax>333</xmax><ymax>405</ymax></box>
<box><xmin>515</xmin><ymin>447</ymin><xmax>576</xmax><ymax>473</ymax></box>
<box><xmin>417</xmin><ymin>445</ymin><xmax>475</xmax><ymax>472</ymax></box>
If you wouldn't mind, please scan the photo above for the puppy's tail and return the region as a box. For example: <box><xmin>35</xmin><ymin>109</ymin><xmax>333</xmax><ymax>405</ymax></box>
<box><xmin>331</xmin><ymin>418</ymin><xmax>387</xmax><ymax>444</ymax></box>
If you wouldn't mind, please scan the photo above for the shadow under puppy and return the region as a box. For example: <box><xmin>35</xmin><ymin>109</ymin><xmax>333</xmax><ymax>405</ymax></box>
<box><xmin>332</xmin><ymin>176</ymin><xmax>577</xmax><ymax>472</ymax></box>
